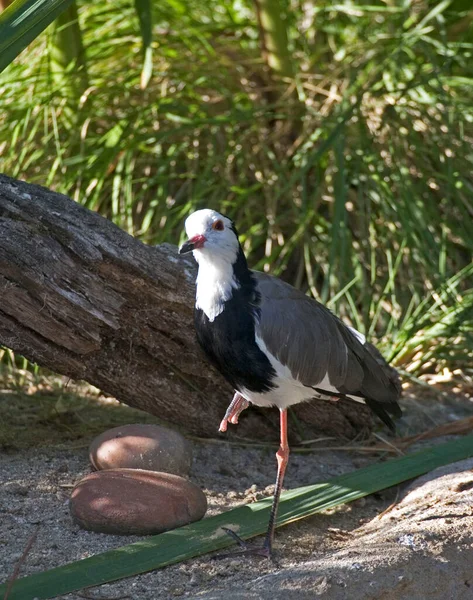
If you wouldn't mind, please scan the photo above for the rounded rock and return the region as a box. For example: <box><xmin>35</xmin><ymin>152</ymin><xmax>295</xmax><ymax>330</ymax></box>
<box><xmin>70</xmin><ymin>469</ymin><xmax>207</xmax><ymax>535</ymax></box>
<box><xmin>89</xmin><ymin>424</ymin><xmax>193</xmax><ymax>476</ymax></box>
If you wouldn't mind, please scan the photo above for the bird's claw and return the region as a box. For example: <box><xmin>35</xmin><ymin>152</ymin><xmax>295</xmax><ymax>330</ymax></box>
<box><xmin>212</xmin><ymin>527</ymin><xmax>276</xmax><ymax>562</ymax></box>
<box><xmin>221</xmin><ymin>527</ymin><xmax>248</xmax><ymax>549</ymax></box>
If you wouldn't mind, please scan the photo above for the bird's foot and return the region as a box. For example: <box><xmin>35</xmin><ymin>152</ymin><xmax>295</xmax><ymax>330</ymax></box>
<box><xmin>213</xmin><ymin>527</ymin><xmax>276</xmax><ymax>562</ymax></box>
<box><xmin>219</xmin><ymin>394</ymin><xmax>250</xmax><ymax>432</ymax></box>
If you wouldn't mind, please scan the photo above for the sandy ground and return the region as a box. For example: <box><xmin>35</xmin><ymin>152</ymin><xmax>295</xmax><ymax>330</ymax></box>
<box><xmin>1</xmin><ymin>383</ymin><xmax>473</xmax><ymax>599</ymax></box>
<box><xmin>1</xmin><ymin>440</ymin><xmax>382</xmax><ymax>599</ymax></box>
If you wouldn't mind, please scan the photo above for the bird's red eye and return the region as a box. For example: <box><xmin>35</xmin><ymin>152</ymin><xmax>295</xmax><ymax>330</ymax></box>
<box><xmin>212</xmin><ymin>220</ymin><xmax>224</xmax><ymax>231</ymax></box>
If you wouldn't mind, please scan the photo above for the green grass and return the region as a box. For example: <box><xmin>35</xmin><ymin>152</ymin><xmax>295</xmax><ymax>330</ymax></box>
<box><xmin>0</xmin><ymin>0</ymin><xmax>472</xmax><ymax>377</ymax></box>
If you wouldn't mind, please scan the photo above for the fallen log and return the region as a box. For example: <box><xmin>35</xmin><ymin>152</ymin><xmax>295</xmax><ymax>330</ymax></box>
<box><xmin>0</xmin><ymin>174</ymin><xmax>373</xmax><ymax>441</ymax></box>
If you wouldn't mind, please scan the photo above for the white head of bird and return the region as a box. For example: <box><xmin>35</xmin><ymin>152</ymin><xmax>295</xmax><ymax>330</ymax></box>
<box><xmin>179</xmin><ymin>209</ymin><xmax>239</xmax><ymax>263</ymax></box>
<box><xmin>179</xmin><ymin>209</ymin><xmax>242</xmax><ymax>321</ymax></box>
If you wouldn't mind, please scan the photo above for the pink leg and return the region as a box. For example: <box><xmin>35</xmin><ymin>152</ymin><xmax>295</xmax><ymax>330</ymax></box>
<box><xmin>218</xmin><ymin>408</ymin><xmax>290</xmax><ymax>560</ymax></box>
<box><xmin>262</xmin><ymin>408</ymin><xmax>289</xmax><ymax>555</ymax></box>
<box><xmin>219</xmin><ymin>392</ymin><xmax>250</xmax><ymax>432</ymax></box>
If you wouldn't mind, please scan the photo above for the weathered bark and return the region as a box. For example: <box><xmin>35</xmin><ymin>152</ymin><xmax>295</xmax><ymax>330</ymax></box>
<box><xmin>0</xmin><ymin>174</ymin><xmax>373</xmax><ymax>441</ymax></box>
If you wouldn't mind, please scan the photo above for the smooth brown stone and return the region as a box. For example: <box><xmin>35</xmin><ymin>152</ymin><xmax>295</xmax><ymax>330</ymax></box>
<box><xmin>89</xmin><ymin>424</ymin><xmax>193</xmax><ymax>476</ymax></box>
<box><xmin>70</xmin><ymin>469</ymin><xmax>207</xmax><ymax>535</ymax></box>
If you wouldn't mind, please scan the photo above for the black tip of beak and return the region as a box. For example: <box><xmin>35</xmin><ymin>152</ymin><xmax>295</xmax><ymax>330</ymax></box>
<box><xmin>179</xmin><ymin>240</ymin><xmax>194</xmax><ymax>255</ymax></box>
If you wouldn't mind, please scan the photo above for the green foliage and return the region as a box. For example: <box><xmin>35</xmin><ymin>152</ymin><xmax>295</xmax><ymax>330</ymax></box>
<box><xmin>49</xmin><ymin>2</ymin><xmax>88</xmax><ymax>101</ymax></box>
<box><xmin>254</xmin><ymin>0</ymin><xmax>294</xmax><ymax>77</ymax></box>
<box><xmin>0</xmin><ymin>0</ymin><xmax>472</xmax><ymax>376</ymax></box>
<box><xmin>3</xmin><ymin>432</ymin><xmax>473</xmax><ymax>598</ymax></box>
<box><xmin>134</xmin><ymin>0</ymin><xmax>153</xmax><ymax>88</ymax></box>
<box><xmin>0</xmin><ymin>0</ymin><xmax>75</xmax><ymax>72</ymax></box>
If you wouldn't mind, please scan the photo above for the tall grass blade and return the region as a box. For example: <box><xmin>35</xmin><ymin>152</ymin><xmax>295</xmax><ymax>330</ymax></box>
<box><xmin>3</xmin><ymin>434</ymin><xmax>473</xmax><ymax>599</ymax></box>
<box><xmin>49</xmin><ymin>2</ymin><xmax>88</xmax><ymax>101</ymax></box>
<box><xmin>0</xmin><ymin>0</ymin><xmax>74</xmax><ymax>73</ymax></box>
<box><xmin>253</xmin><ymin>0</ymin><xmax>294</xmax><ymax>78</ymax></box>
<box><xmin>134</xmin><ymin>0</ymin><xmax>152</xmax><ymax>89</ymax></box>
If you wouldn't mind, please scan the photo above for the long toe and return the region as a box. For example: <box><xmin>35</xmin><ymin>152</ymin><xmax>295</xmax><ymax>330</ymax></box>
<box><xmin>212</xmin><ymin>528</ymin><xmax>275</xmax><ymax>561</ymax></box>
<box><xmin>213</xmin><ymin>545</ymin><xmax>273</xmax><ymax>561</ymax></box>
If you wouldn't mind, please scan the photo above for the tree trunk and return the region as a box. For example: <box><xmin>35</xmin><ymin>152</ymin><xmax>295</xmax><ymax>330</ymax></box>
<box><xmin>0</xmin><ymin>174</ymin><xmax>373</xmax><ymax>442</ymax></box>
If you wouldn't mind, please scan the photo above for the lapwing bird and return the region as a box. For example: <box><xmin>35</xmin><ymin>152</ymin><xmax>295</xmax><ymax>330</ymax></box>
<box><xmin>179</xmin><ymin>209</ymin><xmax>402</xmax><ymax>558</ymax></box>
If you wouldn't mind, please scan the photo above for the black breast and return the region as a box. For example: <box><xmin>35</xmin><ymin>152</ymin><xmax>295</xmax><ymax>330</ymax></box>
<box><xmin>194</xmin><ymin>282</ymin><xmax>276</xmax><ymax>394</ymax></box>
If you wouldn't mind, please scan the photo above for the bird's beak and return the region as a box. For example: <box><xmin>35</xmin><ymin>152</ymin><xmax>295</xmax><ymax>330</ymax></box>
<box><xmin>179</xmin><ymin>234</ymin><xmax>206</xmax><ymax>255</ymax></box>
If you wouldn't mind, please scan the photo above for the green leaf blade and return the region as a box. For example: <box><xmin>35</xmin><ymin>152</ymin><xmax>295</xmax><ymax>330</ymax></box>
<box><xmin>0</xmin><ymin>0</ymin><xmax>75</xmax><ymax>74</ymax></box>
<box><xmin>134</xmin><ymin>0</ymin><xmax>153</xmax><ymax>89</ymax></box>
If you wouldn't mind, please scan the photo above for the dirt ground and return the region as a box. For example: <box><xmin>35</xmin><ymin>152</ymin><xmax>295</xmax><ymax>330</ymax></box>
<box><xmin>1</xmin><ymin>381</ymin><xmax>473</xmax><ymax>600</ymax></box>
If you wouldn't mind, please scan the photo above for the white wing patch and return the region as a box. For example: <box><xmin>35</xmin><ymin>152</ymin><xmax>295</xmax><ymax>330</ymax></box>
<box><xmin>348</xmin><ymin>326</ymin><xmax>366</xmax><ymax>345</ymax></box>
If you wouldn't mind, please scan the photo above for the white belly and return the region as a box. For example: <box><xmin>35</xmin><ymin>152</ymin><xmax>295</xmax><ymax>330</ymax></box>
<box><xmin>241</xmin><ymin>376</ymin><xmax>316</xmax><ymax>409</ymax></box>
<box><xmin>240</xmin><ymin>375</ymin><xmax>365</xmax><ymax>409</ymax></box>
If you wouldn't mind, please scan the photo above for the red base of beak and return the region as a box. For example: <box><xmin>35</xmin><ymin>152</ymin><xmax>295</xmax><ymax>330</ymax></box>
<box><xmin>179</xmin><ymin>234</ymin><xmax>206</xmax><ymax>254</ymax></box>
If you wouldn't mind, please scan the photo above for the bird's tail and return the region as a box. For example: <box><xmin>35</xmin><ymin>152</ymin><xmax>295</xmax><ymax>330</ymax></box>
<box><xmin>363</xmin><ymin>342</ymin><xmax>402</xmax><ymax>432</ymax></box>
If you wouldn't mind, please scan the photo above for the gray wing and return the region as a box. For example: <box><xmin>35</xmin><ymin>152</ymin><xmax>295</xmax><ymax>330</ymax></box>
<box><xmin>254</xmin><ymin>272</ymin><xmax>401</xmax><ymax>424</ymax></box>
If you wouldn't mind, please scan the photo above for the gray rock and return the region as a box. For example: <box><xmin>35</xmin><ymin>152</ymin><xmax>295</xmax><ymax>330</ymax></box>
<box><xmin>70</xmin><ymin>468</ymin><xmax>207</xmax><ymax>535</ymax></box>
<box><xmin>4</xmin><ymin>482</ymin><xmax>29</xmax><ymax>496</ymax></box>
<box><xmin>89</xmin><ymin>424</ymin><xmax>193</xmax><ymax>476</ymax></box>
